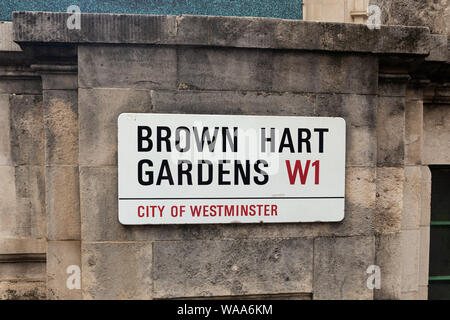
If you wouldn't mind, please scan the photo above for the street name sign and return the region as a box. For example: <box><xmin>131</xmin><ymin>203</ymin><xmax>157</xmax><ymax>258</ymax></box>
<box><xmin>118</xmin><ymin>113</ymin><xmax>346</xmax><ymax>225</ymax></box>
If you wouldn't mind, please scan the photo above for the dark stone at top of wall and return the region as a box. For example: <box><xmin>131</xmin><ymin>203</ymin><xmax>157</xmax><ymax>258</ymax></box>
<box><xmin>12</xmin><ymin>11</ymin><xmax>431</xmax><ymax>56</ymax></box>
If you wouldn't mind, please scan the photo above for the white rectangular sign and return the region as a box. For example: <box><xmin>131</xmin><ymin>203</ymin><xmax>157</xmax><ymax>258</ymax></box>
<box><xmin>118</xmin><ymin>113</ymin><xmax>346</xmax><ymax>225</ymax></box>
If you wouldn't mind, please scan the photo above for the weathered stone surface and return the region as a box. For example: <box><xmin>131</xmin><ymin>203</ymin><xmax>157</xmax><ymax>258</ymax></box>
<box><xmin>377</xmin><ymin>96</ymin><xmax>405</xmax><ymax>166</ymax></box>
<box><xmin>80</xmin><ymin>167</ymin><xmax>124</xmax><ymax>241</ymax></box>
<box><xmin>0</xmin><ymin>280</ymin><xmax>46</xmax><ymax>300</ymax></box>
<box><xmin>374</xmin><ymin>232</ymin><xmax>401</xmax><ymax>300</ymax></box>
<box><xmin>375</xmin><ymin>167</ymin><xmax>404</xmax><ymax>234</ymax></box>
<box><xmin>14</xmin><ymin>166</ymin><xmax>46</xmax><ymax>239</ymax></box>
<box><xmin>317</xmin><ymin>54</ymin><xmax>378</xmax><ymax>94</ymax></box>
<box><xmin>0</xmin><ymin>262</ymin><xmax>45</xmax><ymax>281</ymax></box>
<box><xmin>0</xmin><ymin>78</ymin><xmax>41</xmax><ymax>95</ymax></box>
<box><xmin>79</xmin><ymin>88</ymin><xmax>152</xmax><ymax>166</ymax></box>
<box><xmin>405</xmin><ymin>99</ymin><xmax>423</xmax><ymax>165</ymax></box>
<box><xmin>332</xmin><ymin>167</ymin><xmax>376</xmax><ymax>235</ymax></box>
<box><xmin>423</xmin><ymin>104</ymin><xmax>450</xmax><ymax>164</ymax></box>
<box><xmin>402</xmin><ymin>166</ymin><xmax>422</xmax><ymax>231</ymax></box>
<box><xmin>82</xmin><ymin>242</ymin><xmax>152</xmax><ymax>299</ymax></box>
<box><xmin>152</xmin><ymin>90</ymin><xmax>315</xmax><ymax>116</ymax></box>
<box><xmin>378</xmin><ymin>78</ymin><xmax>408</xmax><ymax>97</ymax></box>
<box><xmin>0</xmin><ymin>238</ymin><xmax>46</xmax><ymax>255</ymax></box>
<box><xmin>420</xmin><ymin>166</ymin><xmax>431</xmax><ymax>227</ymax></box>
<box><xmin>425</xmin><ymin>34</ymin><xmax>448</xmax><ymax>62</ymax></box>
<box><xmin>370</xmin><ymin>0</ymin><xmax>449</xmax><ymax>35</ymax></box>
<box><xmin>178</xmin><ymin>48</ymin><xmax>377</xmax><ymax>94</ymax></box>
<box><xmin>78</xmin><ymin>45</ymin><xmax>177</xmax><ymax>89</ymax></box>
<box><xmin>418</xmin><ymin>285</ymin><xmax>428</xmax><ymax>300</ymax></box>
<box><xmin>316</xmin><ymin>94</ymin><xmax>377</xmax><ymax>166</ymax></box>
<box><xmin>47</xmin><ymin>241</ymin><xmax>81</xmax><ymax>300</ymax></box>
<box><xmin>401</xmin><ymin>290</ymin><xmax>419</xmax><ymax>300</ymax></box>
<box><xmin>0</xmin><ymin>22</ymin><xmax>22</xmax><ymax>51</ymax></box>
<box><xmin>0</xmin><ymin>166</ymin><xmax>17</xmax><ymax>238</ymax></box>
<box><xmin>418</xmin><ymin>226</ymin><xmax>430</xmax><ymax>287</ymax></box>
<box><xmin>46</xmin><ymin>166</ymin><xmax>80</xmax><ymax>241</ymax></box>
<box><xmin>43</xmin><ymin>90</ymin><xmax>78</xmax><ymax>165</ymax></box>
<box><xmin>14</xmin><ymin>12</ymin><xmax>431</xmax><ymax>55</ymax></box>
<box><xmin>401</xmin><ymin>229</ymin><xmax>420</xmax><ymax>293</ymax></box>
<box><xmin>41</xmin><ymin>73</ymin><xmax>78</xmax><ymax>90</ymax></box>
<box><xmin>313</xmin><ymin>235</ymin><xmax>375</xmax><ymax>300</ymax></box>
<box><xmin>0</xmin><ymin>94</ymin><xmax>12</xmax><ymax>165</ymax></box>
<box><xmin>0</xmin><ymin>166</ymin><xmax>45</xmax><ymax>238</ymax></box>
<box><xmin>153</xmin><ymin>238</ymin><xmax>313</xmax><ymax>298</ymax></box>
<box><xmin>1</xmin><ymin>165</ymin><xmax>46</xmax><ymax>239</ymax></box>
<box><xmin>271</xmin><ymin>52</ymin><xmax>320</xmax><ymax>93</ymax></box>
<box><xmin>9</xmin><ymin>94</ymin><xmax>44</xmax><ymax>166</ymax></box>
<box><xmin>178</xmin><ymin>47</ymin><xmax>273</xmax><ymax>91</ymax></box>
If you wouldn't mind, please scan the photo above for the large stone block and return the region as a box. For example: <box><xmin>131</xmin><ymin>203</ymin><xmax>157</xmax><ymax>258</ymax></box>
<box><xmin>375</xmin><ymin>167</ymin><xmax>404</xmax><ymax>234</ymax></box>
<box><xmin>78</xmin><ymin>45</ymin><xmax>177</xmax><ymax>89</ymax></box>
<box><xmin>271</xmin><ymin>52</ymin><xmax>320</xmax><ymax>93</ymax></box>
<box><xmin>153</xmin><ymin>238</ymin><xmax>313</xmax><ymax>298</ymax></box>
<box><xmin>79</xmin><ymin>88</ymin><xmax>152</xmax><ymax>166</ymax></box>
<box><xmin>9</xmin><ymin>94</ymin><xmax>44</xmax><ymax>166</ymax></box>
<box><xmin>0</xmin><ymin>280</ymin><xmax>46</xmax><ymax>300</ymax></box>
<box><xmin>378</xmin><ymin>79</ymin><xmax>408</xmax><ymax>97</ymax></box>
<box><xmin>82</xmin><ymin>242</ymin><xmax>152</xmax><ymax>299</ymax></box>
<box><xmin>377</xmin><ymin>96</ymin><xmax>405</xmax><ymax>166</ymax></box>
<box><xmin>423</xmin><ymin>104</ymin><xmax>450</xmax><ymax>164</ymax></box>
<box><xmin>402</xmin><ymin>166</ymin><xmax>422</xmax><ymax>231</ymax></box>
<box><xmin>47</xmin><ymin>241</ymin><xmax>81</xmax><ymax>300</ymax></box>
<box><xmin>80</xmin><ymin>166</ymin><xmax>124</xmax><ymax>241</ymax></box>
<box><xmin>152</xmin><ymin>90</ymin><xmax>315</xmax><ymax>116</ymax></box>
<box><xmin>317</xmin><ymin>54</ymin><xmax>378</xmax><ymax>95</ymax></box>
<box><xmin>0</xmin><ymin>94</ymin><xmax>12</xmax><ymax>165</ymax></box>
<box><xmin>313</xmin><ymin>235</ymin><xmax>375</xmax><ymax>300</ymax></box>
<box><xmin>14</xmin><ymin>166</ymin><xmax>46</xmax><ymax>239</ymax></box>
<box><xmin>0</xmin><ymin>262</ymin><xmax>45</xmax><ymax>281</ymax></box>
<box><xmin>325</xmin><ymin>167</ymin><xmax>376</xmax><ymax>236</ymax></box>
<box><xmin>316</xmin><ymin>94</ymin><xmax>377</xmax><ymax>166</ymax></box>
<box><xmin>0</xmin><ymin>166</ymin><xmax>17</xmax><ymax>238</ymax></box>
<box><xmin>1</xmin><ymin>165</ymin><xmax>46</xmax><ymax>239</ymax></box>
<box><xmin>178</xmin><ymin>47</ymin><xmax>273</xmax><ymax>92</ymax></box>
<box><xmin>374</xmin><ymin>232</ymin><xmax>401</xmax><ymax>299</ymax></box>
<box><xmin>0</xmin><ymin>238</ymin><xmax>46</xmax><ymax>255</ymax></box>
<box><xmin>405</xmin><ymin>99</ymin><xmax>423</xmax><ymax>165</ymax></box>
<box><xmin>0</xmin><ymin>78</ymin><xmax>42</xmax><ymax>95</ymax></box>
<box><xmin>401</xmin><ymin>229</ymin><xmax>420</xmax><ymax>293</ymax></box>
<box><xmin>41</xmin><ymin>73</ymin><xmax>78</xmax><ymax>90</ymax></box>
<box><xmin>46</xmin><ymin>166</ymin><xmax>80</xmax><ymax>241</ymax></box>
<box><xmin>43</xmin><ymin>90</ymin><xmax>78</xmax><ymax>165</ymax></box>
<box><xmin>178</xmin><ymin>48</ymin><xmax>377</xmax><ymax>94</ymax></box>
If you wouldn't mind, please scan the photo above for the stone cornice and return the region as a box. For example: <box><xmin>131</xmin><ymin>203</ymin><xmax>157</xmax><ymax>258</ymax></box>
<box><xmin>12</xmin><ymin>11</ymin><xmax>432</xmax><ymax>56</ymax></box>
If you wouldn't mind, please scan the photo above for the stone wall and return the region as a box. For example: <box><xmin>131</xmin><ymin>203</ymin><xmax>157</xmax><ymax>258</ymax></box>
<box><xmin>1</xmin><ymin>12</ymin><xmax>449</xmax><ymax>299</ymax></box>
<box><xmin>0</xmin><ymin>22</ymin><xmax>46</xmax><ymax>299</ymax></box>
